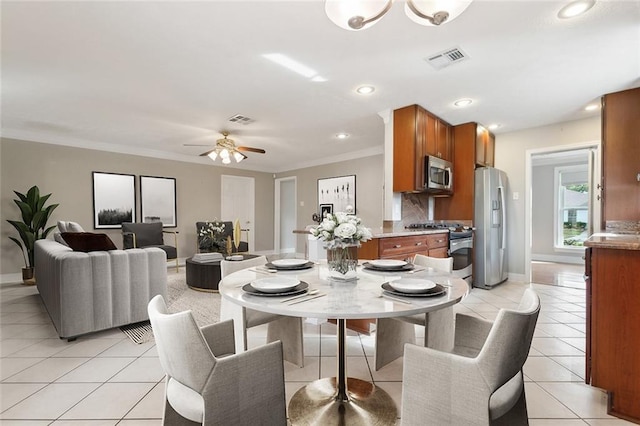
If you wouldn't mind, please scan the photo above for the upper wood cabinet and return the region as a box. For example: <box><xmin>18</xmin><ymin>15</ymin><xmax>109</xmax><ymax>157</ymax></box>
<box><xmin>434</xmin><ymin>122</ymin><xmax>494</xmax><ymax>221</ymax></box>
<box><xmin>393</xmin><ymin>104</ymin><xmax>452</xmax><ymax>192</ymax></box>
<box><xmin>602</xmin><ymin>87</ymin><xmax>640</xmax><ymax>224</ymax></box>
<box><xmin>475</xmin><ymin>124</ymin><xmax>495</xmax><ymax>167</ymax></box>
<box><xmin>394</xmin><ymin>105</ymin><xmax>425</xmax><ymax>192</ymax></box>
<box><xmin>425</xmin><ymin>112</ymin><xmax>452</xmax><ymax>161</ymax></box>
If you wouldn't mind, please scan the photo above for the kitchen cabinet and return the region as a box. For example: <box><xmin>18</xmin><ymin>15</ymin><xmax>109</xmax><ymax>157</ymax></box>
<box><xmin>426</xmin><ymin>112</ymin><xmax>452</xmax><ymax>161</ymax></box>
<box><xmin>585</xmin><ymin>237</ymin><xmax>640</xmax><ymax>423</ymax></box>
<box><xmin>394</xmin><ymin>105</ymin><xmax>425</xmax><ymax>192</ymax></box>
<box><xmin>359</xmin><ymin>232</ymin><xmax>449</xmax><ymax>262</ymax></box>
<box><xmin>434</xmin><ymin>122</ymin><xmax>477</xmax><ymax>220</ymax></box>
<box><xmin>602</xmin><ymin>87</ymin><xmax>640</xmax><ymax>225</ymax></box>
<box><xmin>475</xmin><ymin>124</ymin><xmax>495</xmax><ymax>167</ymax></box>
<box><xmin>393</xmin><ymin>105</ymin><xmax>453</xmax><ymax>192</ymax></box>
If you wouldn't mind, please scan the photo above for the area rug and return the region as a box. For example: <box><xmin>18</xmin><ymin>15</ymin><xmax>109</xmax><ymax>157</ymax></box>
<box><xmin>120</xmin><ymin>270</ymin><xmax>221</xmax><ymax>343</ymax></box>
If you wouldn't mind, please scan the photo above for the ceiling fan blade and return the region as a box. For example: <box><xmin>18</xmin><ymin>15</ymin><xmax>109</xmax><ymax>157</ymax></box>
<box><xmin>199</xmin><ymin>149</ymin><xmax>217</xmax><ymax>157</ymax></box>
<box><xmin>237</xmin><ymin>146</ymin><xmax>266</xmax><ymax>154</ymax></box>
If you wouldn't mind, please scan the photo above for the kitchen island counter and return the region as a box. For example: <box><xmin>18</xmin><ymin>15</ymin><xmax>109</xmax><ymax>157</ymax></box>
<box><xmin>584</xmin><ymin>233</ymin><xmax>640</xmax><ymax>251</ymax></box>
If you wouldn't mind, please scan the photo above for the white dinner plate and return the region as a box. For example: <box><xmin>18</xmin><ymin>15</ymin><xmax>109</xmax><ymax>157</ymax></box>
<box><xmin>251</xmin><ymin>277</ymin><xmax>301</xmax><ymax>293</ymax></box>
<box><xmin>271</xmin><ymin>259</ymin><xmax>310</xmax><ymax>267</ymax></box>
<box><xmin>388</xmin><ymin>278</ymin><xmax>436</xmax><ymax>294</ymax></box>
<box><xmin>369</xmin><ymin>259</ymin><xmax>407</xmax><ymax>268</ymax></box>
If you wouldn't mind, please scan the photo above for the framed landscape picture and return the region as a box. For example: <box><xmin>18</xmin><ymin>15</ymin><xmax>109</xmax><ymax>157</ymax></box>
<box><xmin>140</xmin><ymin>175</ymin><xmax>177</xmax><ymax>227</ymax></box>
<box><xmin>318</xmin><ymin>175</ymin><xmax>356</xmax><ymax>215</ymax></box>
<box><xmin>92</xmin><ymin>172</ymin><xmax>136</xmax><ymax>229</ymax></box>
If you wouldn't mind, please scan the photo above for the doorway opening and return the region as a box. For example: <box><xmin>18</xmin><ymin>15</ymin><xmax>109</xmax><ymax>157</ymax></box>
<box><xmin>525</xmin><ymin>142</ymin><xmax>601</xmax><ymax>287</ymax></box>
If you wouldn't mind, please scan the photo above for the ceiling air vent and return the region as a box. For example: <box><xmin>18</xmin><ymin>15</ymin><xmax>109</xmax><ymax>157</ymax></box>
<box><xmin>228</xmin><ymin>114</ymin><xmax>255</xmax><ymax>125</ymax></box>
<box><xmin>425</xmin><ymin>47</ymin><xmax>469</xmax><ymax>70</ymax></box>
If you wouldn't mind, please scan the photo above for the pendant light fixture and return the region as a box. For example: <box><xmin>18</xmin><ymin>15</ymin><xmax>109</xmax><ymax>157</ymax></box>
<box><xmin>325</xmin><ymin>0</ymin><xmax>473</xmax><ymax>31</ymax></box>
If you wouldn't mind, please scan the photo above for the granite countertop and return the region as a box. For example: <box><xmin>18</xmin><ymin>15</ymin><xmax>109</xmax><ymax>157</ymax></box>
<box><xmin>370</xmin><ymin>229</ymin><xmax>450</xmax><ymax>239</ymax></box>
<box><xmin>584</xmin><ymin>233</ymin><xmax>640</xmax><ymax>251</ymax></box>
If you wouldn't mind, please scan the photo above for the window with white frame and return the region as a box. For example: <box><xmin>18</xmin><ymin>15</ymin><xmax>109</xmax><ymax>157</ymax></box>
<box><xmin>554</xmin><ymin>165</ymin><xmax>589</xmax><ymax>248</ymax></box>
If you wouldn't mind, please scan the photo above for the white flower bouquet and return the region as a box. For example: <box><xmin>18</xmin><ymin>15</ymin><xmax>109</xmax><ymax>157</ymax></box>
<box><xmin>311</xmin><ymin>212</ymin><xmax>372</xmax><ymax>249</ymax></box>
<box><xmin>312</xmin><ymin>212</ymin><xmax>372</xmax><ymax>279</ymax></box>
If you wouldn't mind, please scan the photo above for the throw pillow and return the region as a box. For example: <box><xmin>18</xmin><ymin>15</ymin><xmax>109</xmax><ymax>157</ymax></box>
<box><xmin>61</xmin><ymin>232</ymin><xmax>117</xmax><ymax>252</ymax></box>
<box><xmin>57</xmin><ymin>221</ymin><xmax>85</xmax><ymax>233</ymax></box>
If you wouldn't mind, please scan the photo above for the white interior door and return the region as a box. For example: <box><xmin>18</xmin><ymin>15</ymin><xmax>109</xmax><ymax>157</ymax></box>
<box><xmin>275</xmin><ymin>177</ymin><xmax>297</xmax><ymax>254</ymax></box>
<box><xmin>221</xmin><ymin>175</ymin><xmax>255</xmax><ymax>252</ymax></box>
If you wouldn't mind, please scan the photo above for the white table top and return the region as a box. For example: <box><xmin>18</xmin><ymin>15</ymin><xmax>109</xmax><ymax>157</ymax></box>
<box><xmin>219</xmin><ymin>263</ymin><xmax>469</xmax><ymax>320</ymax></box>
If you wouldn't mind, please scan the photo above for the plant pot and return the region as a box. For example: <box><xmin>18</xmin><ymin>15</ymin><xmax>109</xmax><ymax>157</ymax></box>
<box><xmin>326</xmin><ymin>246</ymin><xmax>358</xmax><ymax>281</ymax></box>
<box><xmin>22</xmin><ymin>267</ymin><xmax>35</xmax><ymax>285</ymax></box>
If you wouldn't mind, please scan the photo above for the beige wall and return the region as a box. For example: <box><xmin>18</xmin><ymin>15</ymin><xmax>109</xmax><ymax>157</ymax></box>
<box><xmin>495</xmin><ymin>116</ymin><xmax>600</xmax><ymax>277</ymax></box>
<box><xmin>276</xmin><ymin>154</ymin><xmax>385</xmax><ymax>253</ymax></box>
<box><xmin>1</xmin><ymin>138</ymin><xmax>275</xmax><ymax>275</ymax></box>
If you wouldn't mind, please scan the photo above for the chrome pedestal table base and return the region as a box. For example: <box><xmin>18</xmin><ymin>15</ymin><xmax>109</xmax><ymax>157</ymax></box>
<box><xmin>288</xmin><ymin>319</ymin><xmax>397</xmax><ymax>425</ymax></box>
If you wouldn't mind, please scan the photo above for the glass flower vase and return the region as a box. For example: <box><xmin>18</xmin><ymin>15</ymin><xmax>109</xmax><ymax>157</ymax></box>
<box><xmin>326</xmin><ymin>245</ymin><xmax>358</xmax><ymax>281</ymax></box>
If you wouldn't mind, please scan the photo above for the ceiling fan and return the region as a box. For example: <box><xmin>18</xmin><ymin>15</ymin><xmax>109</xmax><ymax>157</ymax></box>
<box><xmin>191</xmin><ymin>132</ymin><xmax>266</xmax><ymax>164</ymax></box>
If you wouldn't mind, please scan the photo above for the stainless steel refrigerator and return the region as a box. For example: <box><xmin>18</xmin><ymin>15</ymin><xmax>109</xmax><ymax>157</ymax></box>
<box><xmin>474</xmin><ymin>167</ymin><xmax>508</xmax><ymax>289</ymax></box>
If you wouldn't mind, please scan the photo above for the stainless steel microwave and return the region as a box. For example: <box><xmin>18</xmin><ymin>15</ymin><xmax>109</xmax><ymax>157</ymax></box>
<box><xmin>424</xmin><ymin>156</ymin><xmax>453</xmax><ymax>194</ymax></box>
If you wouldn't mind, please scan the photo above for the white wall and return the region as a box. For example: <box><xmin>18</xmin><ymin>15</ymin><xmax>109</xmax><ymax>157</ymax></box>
<box><xmin>495</xmin><ymin>116</ymin><xmax>600</xmax><ymax>278</ymax></box>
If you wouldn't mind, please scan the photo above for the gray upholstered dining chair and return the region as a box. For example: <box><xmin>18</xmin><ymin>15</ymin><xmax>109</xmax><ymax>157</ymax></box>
<box><xmin>374</xmin><ymin>254</ymin><xmax>455</xmax><ymax>370</ymax></box>
<box><xmin>401</xmin><ymin>288</ymin><xmax>540</xmax><ymax>426</ymax></box>
<box><xmin>219</xmin><ymin>255</ymin><xmax>305</xmax><ymax>367</ymax></box>
<box><xmin>148</xmin><ymin>295</ymin><xmax>287</xmax><ymax>426</ymax></box>
<box><xmin>122</xmin><ymin>222</ymin><xmax>179</xmax><ymax>272</ymax></box>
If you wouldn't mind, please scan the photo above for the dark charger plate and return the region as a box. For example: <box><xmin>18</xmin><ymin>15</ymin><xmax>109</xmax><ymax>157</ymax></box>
<box><xmin>381</xmin><ymin>282</ymin><xmax>447</xmax><ymax>298</ymax></box>
<box><xmin>242</xmin><ymin>281</ymin><xmax>309</xmax><ymax>297</ymax></box>
<box><xmin>363</xmin><ymin>262</ymin><xmax>415</xmax><ymax>272</ymax></box>
<box><xmin>265</xmin><ymin>262</ymin><xmax>314</xmax><ymax>271</ymax></box>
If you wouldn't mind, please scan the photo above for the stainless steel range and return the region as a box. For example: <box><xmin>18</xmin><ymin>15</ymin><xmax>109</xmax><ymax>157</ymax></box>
<box><xmin>406</xmin><ymin>222</ymin><xmax>473</xmax><ymax>284</ymax></box>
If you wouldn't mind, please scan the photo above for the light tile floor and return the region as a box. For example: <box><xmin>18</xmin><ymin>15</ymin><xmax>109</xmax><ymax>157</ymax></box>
<box><xmin>0</xmin><ymin>274</ymin><xmax>635</xmax><ymax>425</ymax></box>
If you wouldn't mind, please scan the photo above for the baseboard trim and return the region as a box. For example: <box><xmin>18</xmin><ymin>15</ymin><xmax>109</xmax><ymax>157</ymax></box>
<box><xmin>508</xmin><ymin>273</ymin><xmax>527</xmax><ymax>283</ymax></box>
<box><xmin>532</xmin><ymin>254</ymin><xmax>584</xmax><ymax>265</ymax></box>
<box><xmin>1</xmin><ymin>273</ymin><xmax>24</xmax><ymax>285</ymax></box>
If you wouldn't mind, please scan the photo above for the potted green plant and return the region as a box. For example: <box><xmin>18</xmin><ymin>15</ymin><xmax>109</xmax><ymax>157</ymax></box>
<box><xmin>7</xmin><ymin>185</ymin><xmax>58</xmax><ymax>284</ymax></box>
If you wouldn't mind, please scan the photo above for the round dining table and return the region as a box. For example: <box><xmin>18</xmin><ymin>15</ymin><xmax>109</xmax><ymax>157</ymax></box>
<box><xmin>219</xmin><ymin>261</ymin><xmax>468</xmax><ymax>426</ymax></box>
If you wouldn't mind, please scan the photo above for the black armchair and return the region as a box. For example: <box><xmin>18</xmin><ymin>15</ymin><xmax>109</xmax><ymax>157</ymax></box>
<box><xmin>196</xmin><ymin>221</ymin><xmax>248</xmax><ymax>253</ymax></box>
<box><xmin>122</xmin><ymin>222</ymin><xmax>179</xmax><ymax>272</ymax></box>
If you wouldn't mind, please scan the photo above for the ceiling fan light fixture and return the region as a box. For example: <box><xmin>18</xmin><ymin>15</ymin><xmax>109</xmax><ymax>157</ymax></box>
<box><xmin>219</xmin><ymin>148</ymin><xmax>230</xmax><ymax>159</ymax></box>
<box><xmin>233</xmin><ymin>151</ymin><xmax>246</xmax><ymax>163</ymax></box>
<box><xmin>405</xmin><ymin>0</ymin><xmax>473</xmax><ymax>26</ymax></box>
<box><xmin>325</xmin><ymin>0</ymin><xmax>392</xmax><ymax>31</ymax></box>
<box><xmin>221</xmin><ymin>157</ymin><xmax>231</xmax><ymax>165</ymax></box>
<box><xmin>325</xmin><ymin>0</ymin><xmax>472</xmax><ymax>30</ymax></box>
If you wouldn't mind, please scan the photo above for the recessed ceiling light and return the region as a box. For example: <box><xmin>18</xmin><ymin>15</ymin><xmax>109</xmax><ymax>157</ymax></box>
<box><xmin>584</xmin><ymin>104</ymin><xmax>599</xmax><ymax>111</ymax></box>
<box><xmin>557</xmin><ymin>0</ymin><xmax>596</xmax><ymax>19</ymax></box>
<box><xmin>336</xmin><ymin>133</ymin><xmax>350</xmax><ymax>139</ymax></box>
<box><xmin>488</xmin><ymin>124</ymin><xmax>500</xmax><ymax>130</ymax></box>
<box><xmin>263</xmin><ymin>53</ymin><xmax>317</xmax><ymax>78</ymax></box>
<box><xmin>356</xmin><ymin>85</ymin><xmax>375</xmax><ymax>95</ymax></box>
<box><xmin>454</xmin><ymin>98</ymin><xmax>473</xmax><ymax>107</ymax></box>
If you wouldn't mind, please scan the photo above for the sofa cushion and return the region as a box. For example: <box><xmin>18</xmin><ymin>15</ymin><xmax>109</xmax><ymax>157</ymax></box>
<box><xmin>62</xmin><ymin>232</ymin><xmax>117</xmax><ymax>252</ymax></box>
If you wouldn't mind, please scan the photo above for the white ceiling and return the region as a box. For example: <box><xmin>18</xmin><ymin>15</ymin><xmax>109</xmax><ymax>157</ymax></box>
<box><xmin>2</xmin><ymin>1</ymin><xmax>639</xmax><ymax>173</ymax></box>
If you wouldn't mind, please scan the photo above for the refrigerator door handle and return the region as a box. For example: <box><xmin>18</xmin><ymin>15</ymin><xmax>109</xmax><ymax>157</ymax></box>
<box><xmin>498</xmin><ymin>185</ymin><xmax>506</xmax><ymax>250</ymax></box>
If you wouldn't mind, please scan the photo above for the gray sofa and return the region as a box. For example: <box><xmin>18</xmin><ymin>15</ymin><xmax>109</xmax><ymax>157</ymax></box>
<box><xmin>35</xmin><ymin>239</ymin><xmax>167</xmax><ymax>340</ymax></box>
